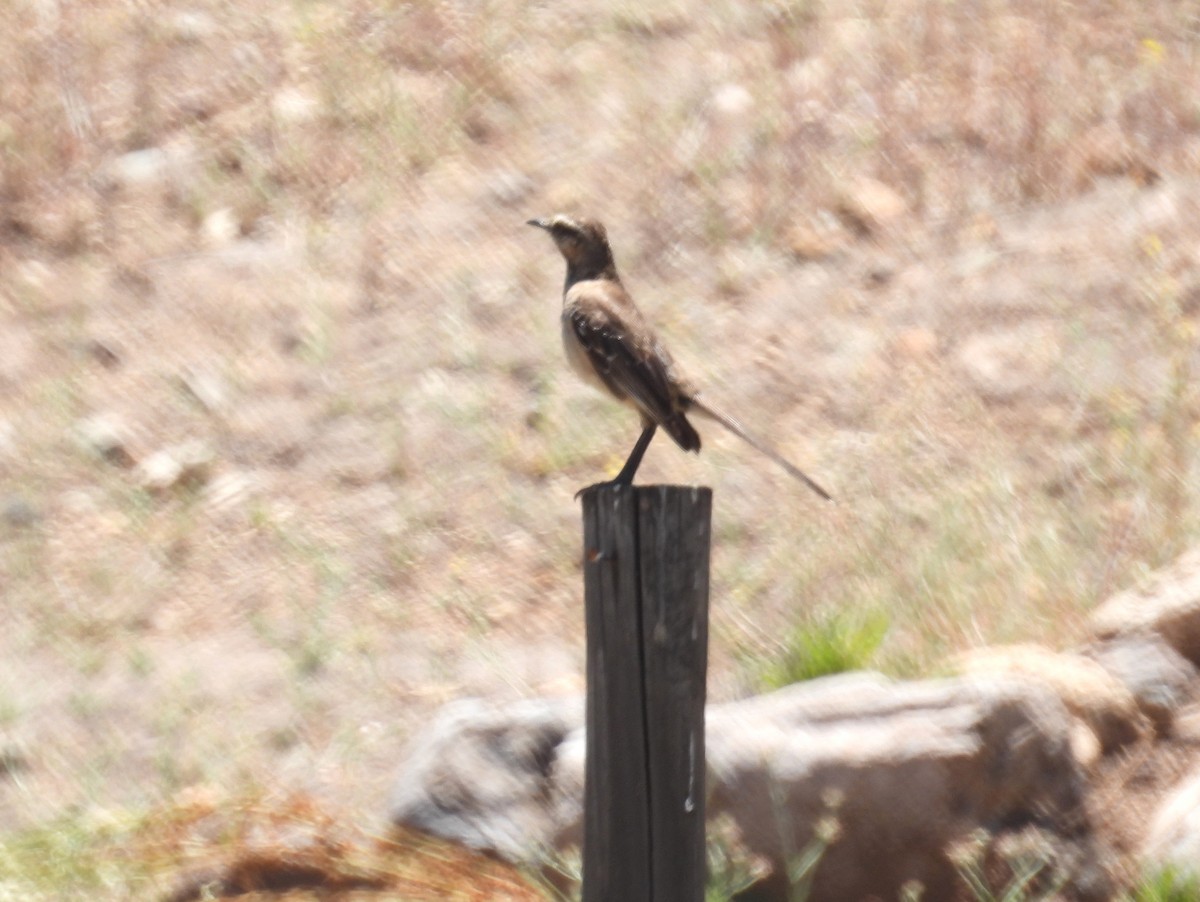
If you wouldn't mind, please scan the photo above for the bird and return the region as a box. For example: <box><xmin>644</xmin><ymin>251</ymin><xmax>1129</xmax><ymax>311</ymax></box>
<box><xmin>527</xmin><ymin>214</ymin><xmax>832</xmax><ymax>501</ymax></box>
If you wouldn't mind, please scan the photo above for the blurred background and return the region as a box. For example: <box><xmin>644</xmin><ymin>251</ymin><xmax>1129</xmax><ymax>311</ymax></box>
<box><xmin>2</xmin><ymin>0</ymin><xmax>1199</xmax><ymax>895</ymax></box>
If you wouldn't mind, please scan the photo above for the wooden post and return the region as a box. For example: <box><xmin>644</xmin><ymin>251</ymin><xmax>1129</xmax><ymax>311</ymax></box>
<box><xmin>580</xmin><ymin>484</ymin><xmax>712</xmax><ymax>902</ymax></box>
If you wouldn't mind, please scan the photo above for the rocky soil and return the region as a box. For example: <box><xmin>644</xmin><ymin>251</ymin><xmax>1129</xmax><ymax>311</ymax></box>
<box><xmin>3</xmin><ymin>1</ymin><xmax>1200</xmax><ymax>897</ymax></box>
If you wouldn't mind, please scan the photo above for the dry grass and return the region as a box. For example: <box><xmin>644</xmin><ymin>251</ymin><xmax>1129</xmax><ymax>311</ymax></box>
<box><xmin>0</xmin><ymin>787</ymin><xmax>543</xmax><ymax>899</ymax></box>
<box><xmin>2</xmin><ymin>0</ymin><xmax>1200</xmax><ymax>896</ymax></box>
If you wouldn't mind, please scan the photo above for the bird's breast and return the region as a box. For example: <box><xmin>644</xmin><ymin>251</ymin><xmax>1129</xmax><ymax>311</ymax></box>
<box><xmin>561</xmin><ymin>310</ymin><xmax>615</xmax><ymax>398</ymax></box>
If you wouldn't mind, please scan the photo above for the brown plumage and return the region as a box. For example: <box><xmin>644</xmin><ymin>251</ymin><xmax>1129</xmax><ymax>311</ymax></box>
<box><xmin>528</xmin><ymin>214</ymin><xmax>831</xmax><ymax>500</ymax></box>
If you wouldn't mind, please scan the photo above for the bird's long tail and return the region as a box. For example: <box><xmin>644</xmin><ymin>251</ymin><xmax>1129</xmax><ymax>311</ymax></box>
<box><xmin>689</xmin><ymin>398</ymin><xmax>833</xmax><ymax>501</ymax></box>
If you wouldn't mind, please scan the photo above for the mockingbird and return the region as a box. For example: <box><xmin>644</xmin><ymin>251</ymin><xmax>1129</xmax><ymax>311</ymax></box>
<box><xmin>528</xmin><ymin>214</ymin><xmax>831</xmax><ymax>501</ymax></box>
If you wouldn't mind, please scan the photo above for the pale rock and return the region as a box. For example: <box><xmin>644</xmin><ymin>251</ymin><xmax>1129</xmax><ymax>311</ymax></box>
<box><xmin>837</xmin><ymin>177</ymin><xmax>907</xmax><ymax>234</ymax></box>
<box><xmin>956</xmin><ymin>321</ymin><xmax>1062</xmax><ymax>401</ymax></box>
<box><xmin>391</xmin><ymin>674</ymin><xmax>1096</xmax><ymax>901</ymax></box>
<box><xmin>954</xmin><ymin>644</ymin><xmax>1147</xmax><ymax>756</ymax></box>
<box><xmin>136</xmin><ymin>441</ymin><xmax>214</xmax><ymax>494</ymax></box>
<box><xmin>74</xmin><ymin>413</ymin><xmax>136</xmax><ymax>467</ymax></box>
<box><xmin>786</xmin><ymin>212</ymin><xmax>848</xmax><ymax>261</ymax></box>
<box><xmin>1084</xmin><ymin>635</ymin><xmax>1197</xmax><ymax>735</ymax></box>
<box><xmin>272</xmin><ymin>87</ymin><xmax>320</xmax><ymax>125</ymax></box>
<box><xmin>1091</xmin><ymin>546</ymin><xmax>1200</xmax><ymax>667</ymax></box>
<box><xmin>204</xmin><ymin>470</ymin><xmax>263</xmax><ymax>510</ymax></box>
<box><xmin>389</xmin><ymin>697</ymin><xmax>585</xmax><ymax>861</ymax></box>
<box><xmin>1144</xmin><ymin>767</ymin><xmax>1200</xmax><ymax>883</ymax></box>
<box><xmin>485</xmin><ymin>170</ymin><xmax>534</xmax><ymax>207</ymax></box>
<box><xmin>166</xmin><ymin>10</ymin><xmax>218</xmax><ymax>43</ymax></box>
<box><xmin>1</xmin><ymin>495</ymin><xmax>38</xmax><ymax>529</ymax></box>
<box><xmin>711</xmin><ymin>83</ymin><xmax>754</xmax><ymax>119</ymax></box>
<box><xmin>99</xmin><ymin>148</ymin><xmax>172</xmax><ymax>191</ymax></box>
<box><xmin>202</xmin><ymin>208</ymin><xmax>239</xmax><ymax>248</ymax></box>
<box><xmin>179</xmin><ymin>366</ymin><xmax>230</xmax><ymax>414</ymax></box>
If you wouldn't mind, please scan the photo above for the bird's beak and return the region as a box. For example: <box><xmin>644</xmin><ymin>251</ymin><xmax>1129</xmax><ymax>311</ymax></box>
<box><xmin>526</xmin><ymin>218</ymin><xmax>550</xmax><ymax>230</ymax></box>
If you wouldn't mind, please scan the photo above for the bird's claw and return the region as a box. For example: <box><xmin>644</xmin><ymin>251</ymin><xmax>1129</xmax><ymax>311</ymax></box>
<box><xmin>574</xmin><ymin>480</ymin><xmax>632</xmax><ymax>501</ymax></box>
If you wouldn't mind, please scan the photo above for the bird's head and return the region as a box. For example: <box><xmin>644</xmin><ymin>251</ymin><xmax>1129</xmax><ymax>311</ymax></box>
<box><xmin>527</xmin><ymin>215</ymin><xmax>616</xmax><ymax>281</ymax></box>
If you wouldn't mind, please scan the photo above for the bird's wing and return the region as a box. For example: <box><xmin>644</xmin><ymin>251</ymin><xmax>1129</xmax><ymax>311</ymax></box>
<box><xmin>566</xmin><ymin>302</ymin><xmax>678</xmax><ymax>428</ymax></box>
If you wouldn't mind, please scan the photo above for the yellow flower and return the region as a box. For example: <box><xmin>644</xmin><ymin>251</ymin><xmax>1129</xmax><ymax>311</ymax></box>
<box><xmin>1140</xmin><ymin>37</ymin><xmax>1166</xmax><ymax>65</ymax></box>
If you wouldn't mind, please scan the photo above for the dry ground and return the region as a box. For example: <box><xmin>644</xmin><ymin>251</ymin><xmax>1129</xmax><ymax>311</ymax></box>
<box><xmin>3</xmin><ymin>0</ymin><xmax>1200</xmax><ymax>896</ymax></box>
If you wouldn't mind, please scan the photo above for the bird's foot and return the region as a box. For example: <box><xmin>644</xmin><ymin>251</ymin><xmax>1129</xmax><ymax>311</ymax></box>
<box><xmin>574</xmin><ymin>479</ymin><xmax>634</xmax><ymax>501</ymax></box>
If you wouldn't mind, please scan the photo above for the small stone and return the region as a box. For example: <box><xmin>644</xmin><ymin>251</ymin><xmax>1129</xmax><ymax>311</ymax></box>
<box><xmin>166</xmin><ymin>10</ymin><xmax>217</xmax><ymax>43</ymax></box>
<box><xmin>83</xmin><ymin>338</ymin><xmax>121</xmax><ymax>368</ymax></box>
<box><xmin>1144</xmin><ymin>767</ymin><xmax>1200</xmax><ymax>883</ymax></box>
<box><xmin>711</xmin><ymin>83</ymin><xmax>754</xmax><ymax>119</ymax></box>
<box><xmin>179</xmin><ymin>366</ymin><xmax>230</xmax><ymax>413</ymax></box>
<box><xmin>1091</xmin><ymin>546</ymin><xmax>1200</xmax><ymax>666</ymax></box>
<box><xmin>205</xmin><ymin>470</ymin><xmax>262</xmax><ymax>510</ymax></box>
<box><xmin>0</xmin><ymin>743</ymin><xmax>28</xmax><ymax>776</ymax></box>
<box><xmin>786</xmin><ymin>213</ymin><xmax>847</xmax><ymax>261</ymax></box>
<box><xmin>74</xmin><ymin>414</ymin><xmax>136</xmax><ymax>467</ymax></box>
<box><xmin>837</xmin><ymin>177</ymin><xmax>907</xmax><ymax>235</ymax></box>
<box><xmin>956</xmin><ymin>322</ymin><xmax>1062</xmax><ymax>402</ymax></box>
<box><xmin>891</xmin><ymin>328</ymin><xmax>938</xmax><ymax>362</ymax></box>
<box><xmin>136</xmin><ymin>441</ymin><xmax>214</xmax><ymax>494</ymax></box>
<box><xmin>202</xmin><ymin>208</ymin><xmax>239</xmax><ymax>247</ymax></box>
<box><xmin>272</xmin><ymin>87</ymin><xmax>320</xmax><ymax>125</ymax></box>
<box><xmin>1074</xmin><ymin>123</ymin><xmax>1158</xmax><ymax>187</ymax></box>
<box><xmin>12</xmin><ymin>190</ymin><xmax>96</xmax><ymax>252</ymax></box>
<box><xmin>485</xmin><ymin>170</ymin><xmax>534</xmax><ymax>207</ymax></box>
<box><xmin>2</xmin><ymin>495</ymin><xmax>38</xmax><ymax>529</ymax></box>
<box><xmin>99</xmin><ymin>148</ymin><xmax>171</xmax><ymax>192</ymax></box>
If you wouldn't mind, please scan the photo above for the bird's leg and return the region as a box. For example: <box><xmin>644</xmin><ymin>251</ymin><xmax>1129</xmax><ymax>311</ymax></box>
<box><xmin>575</xmin><ymin>424</ymin><xmax>658</xmax><ymax>499</ymax></box>
<box><xmin>612</xmin><ymin>423</ymin><xmax>657</xmax><ymax>486</ymax></box>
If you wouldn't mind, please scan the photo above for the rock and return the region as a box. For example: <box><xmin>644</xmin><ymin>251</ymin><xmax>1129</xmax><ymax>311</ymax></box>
<box><xmin>10</xmin><ymin>190</ymin><xmax>97</xmax><ymax>252</ymax></box>
<box><xmin>82</xmin><ymin>338</ymin><xmax>121</xmax><ymax>369</ymax></box>
<box><xmin>204</xmin><ymin>470</ymin><xmax>263</xmax><ymax>510</ymax></box>
<box><xmin>96</xmin><ymin>141</ymin><xmax>194</xmax><ymax>194</ymax></box>
<box><xmin>1083</xmin><ymin>635</ymin><xmax>1197</xmax><ymax>736</ymax></box>
<box><xmin>836</xmin><ymin>177</ymin><xmax>907</xmax><ymax>235</ymax></box>
<box><xmin>891</xmin><ymin>327</ymin><xmax>938</xmax><ymax>362</ymax></box>
<box><xmin>136</xmin><ymin>441</ymin><xmax>214</xmax><ymax>494</ymax></box>
<box><xmin>2</xmin><ymin>495</ymin><xmax>38</xmax><ymax>529</ymax></box>
<box><xmin>388</xmin><ymin>696</ymin><xmax>585</xmax><ymax>861</ymax></box>
<box><xmin>73</xmin><ymin>413</ymin><xmax>136</xmax><ymax>467</ymax></box>
<box><xmin>1143</xmin><ymin>767</ymin><xmax>1200</xmax><ymax>883</ymax></box>
<box><xmin>178</xmin><ymin>366</ymin><xmax>230</xmax><ymax>414</ymax></box>
<box><xmin>705</xmin><ymin>676</ymin><xmax>1090</xmax><ymax>902</ymax></box>
<box><xmin>0</xmin><ymin>743</ymin><xmax>28</xmax><ymax>777</ymax></box>
<box><xmin>1073</xmin><ymin>123</ymin><xmax>1158</xmax><ymax>189</ymax></box>
<box><xmin>1091</xmin><ymin>546</ymin><xmax>1200</xmax><ymax>667</ymax></box>
<box><xmin>785</xmin><ymin>213</ymin><xmax>848</xmax><ymax>261</ymax></box>
<box><xmin>484</xmin><ymin>170</ymin><xmax>534</xmax><ymax>208</ymax></box>
<box><xmin>98</xmin><ymin>148</ymin><xmax>172</xmax><ymax>192</ymax></box>
<box><xmin>711</xmin><ymin>83</ymin><xmax>754</xmax><ymax>119</ymax></box>
<box><xmin>391</xmin><ymin>674</ymin><xmax>1095</xmax><ymax>902</ymax></box>
<box><xmin>202</xmin><ymin>208</ymin><xmax>239</xmax><ymax>247</ymax></box>
<box><xmin>272</xmin><ymin>87</ymin><xmax>320</xmax><ymax>126</ymax></box>
<box><xmin>162</xmin><ymin>799</ymin><xmax>389</xmax><ymax>902</ymax></box>
<box><xmin>956</xmin><ymin>321</ymin><xmax>1062</xmax><ymax>402</ymax></box>
<box><xmin>165</xmin><ymin>10</ymin><xmax>217</xmax><ymax>43</ymax></box>
<box><xmin>954</xmin><ymin>644</ymin><xmax>1148</xmax><ymax>756</ymax></box>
